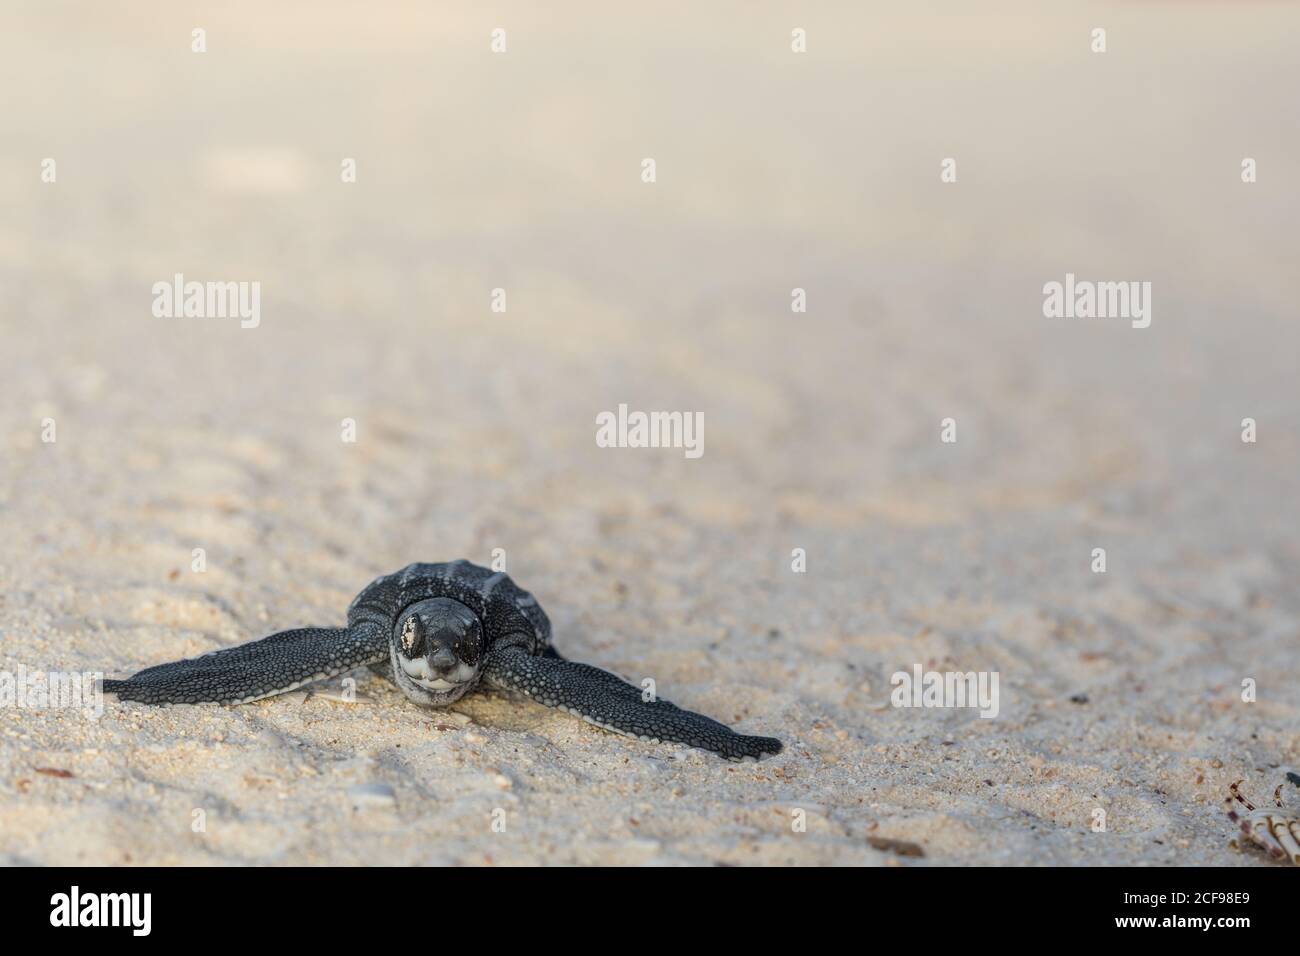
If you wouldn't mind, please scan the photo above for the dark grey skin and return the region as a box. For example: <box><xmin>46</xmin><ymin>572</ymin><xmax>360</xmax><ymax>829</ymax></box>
<box><xmin>104</xmin><ymin>561</ymin><xmax>783</xmax><ymax>761</ymax></box>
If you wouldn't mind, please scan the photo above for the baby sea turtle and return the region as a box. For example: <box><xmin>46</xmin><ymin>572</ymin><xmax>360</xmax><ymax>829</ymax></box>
<box><xmin>103</xmin><ymin>561</ymin><xmax>783</xmax><ymax>761</ymax></box>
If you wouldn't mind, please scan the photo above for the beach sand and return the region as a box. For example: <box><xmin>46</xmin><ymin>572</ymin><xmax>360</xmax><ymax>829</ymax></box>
<box><xmin>1</xmin><ymin>2</ymin><xmax>1297</xmax><ymax>865</ymax></box>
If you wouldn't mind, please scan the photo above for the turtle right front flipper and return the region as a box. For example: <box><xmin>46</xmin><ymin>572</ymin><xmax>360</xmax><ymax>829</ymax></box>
<box><xmin>105</xmin><ymin>624</ymin><xmax>387</xmax><ymax>705</ymax></box>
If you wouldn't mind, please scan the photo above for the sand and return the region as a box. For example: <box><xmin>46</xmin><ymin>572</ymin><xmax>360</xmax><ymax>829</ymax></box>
<box><xmin>1</xmin><ymin>3</ymin><xmax>1297</xmax><ymax>866</ymax></box>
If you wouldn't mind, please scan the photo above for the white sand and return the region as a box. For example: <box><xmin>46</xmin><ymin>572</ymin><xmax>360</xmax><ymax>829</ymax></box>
<box><xmin>1</xmin><ymin>3</ymin><xmax>1297</xmax><ymax>865</ymax></box>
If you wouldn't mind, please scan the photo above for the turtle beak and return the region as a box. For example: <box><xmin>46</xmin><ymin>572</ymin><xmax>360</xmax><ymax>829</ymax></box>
<box><xmin>426</xmin><ymin>639</ymin><xmax>460</xmax><ymax>677</ymax></box>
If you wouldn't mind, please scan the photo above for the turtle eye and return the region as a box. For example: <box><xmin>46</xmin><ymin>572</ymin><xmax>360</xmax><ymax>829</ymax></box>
<box><xmin>399</xmin><ymin>617</ymin><xmax>423</xmax><ymax>658</ymax></box>
<box><xmin>455</xmin><ymin>622</ymin><xmax>483</xmax><ymax>665</ymax></box>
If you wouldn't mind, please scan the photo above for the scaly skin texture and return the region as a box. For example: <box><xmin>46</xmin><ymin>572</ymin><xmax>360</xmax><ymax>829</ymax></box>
<box><xmin>483</xmin><ymin>645</ymin><xmax>783</xmax><ymax>760</ymax></box>
<box><xmin>103</xmin><ymin>625</ymin><xmax>387</xmax><ymax>704</ymax></box>
<box><xmin>103</xmin><ymin>561</ymin><xmax>784</xmax><ymax>760</ymax></box>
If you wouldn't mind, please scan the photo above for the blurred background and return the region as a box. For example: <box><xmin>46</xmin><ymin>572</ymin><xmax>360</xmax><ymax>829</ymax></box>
<box><xmin>0</xmin><ymin>2</ymin><xmax>1297</xmax><ymax>865</ymax></box>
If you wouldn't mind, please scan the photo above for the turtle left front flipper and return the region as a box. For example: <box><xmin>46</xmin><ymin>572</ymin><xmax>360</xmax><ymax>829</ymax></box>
<box><xmin>104</xmin><ymin>624</ymin><xmax>387</xmax><ymax>704</ymax></box>
<box><xmin>483</xmin><ymin>645</ymin><xmax>782</xmax><ymax>760</ymax></box>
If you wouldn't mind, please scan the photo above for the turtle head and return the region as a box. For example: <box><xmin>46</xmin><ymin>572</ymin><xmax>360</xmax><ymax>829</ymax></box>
<box><xmin>391</xmin><ymin>598</ymin><xmax>484</xmax><ymax>705</ymax></box>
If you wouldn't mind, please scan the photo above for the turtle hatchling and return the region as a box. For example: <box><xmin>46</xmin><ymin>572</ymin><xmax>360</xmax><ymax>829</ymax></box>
<box><xmin>104</xmin><ymin>561</ymin><xmax>783</xmax><ymax>761</ymax></box>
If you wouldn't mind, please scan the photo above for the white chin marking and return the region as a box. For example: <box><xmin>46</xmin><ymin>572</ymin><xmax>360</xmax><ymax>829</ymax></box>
<box><xmin>400</xmin><ymin>659</ymin><xmax>477</xmax><ymax>689</ymax></box>
<box><xmin>416</xmin><ymin>677</ymin><xmax>460</xmax><ymax>691</ymax></box>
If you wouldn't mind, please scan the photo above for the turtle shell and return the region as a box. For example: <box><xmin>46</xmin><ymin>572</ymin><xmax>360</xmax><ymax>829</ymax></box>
<box><xmin>347</xmin><ymin>561</ymin><xmax>551</xmax><ymax>654</ymax></box>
